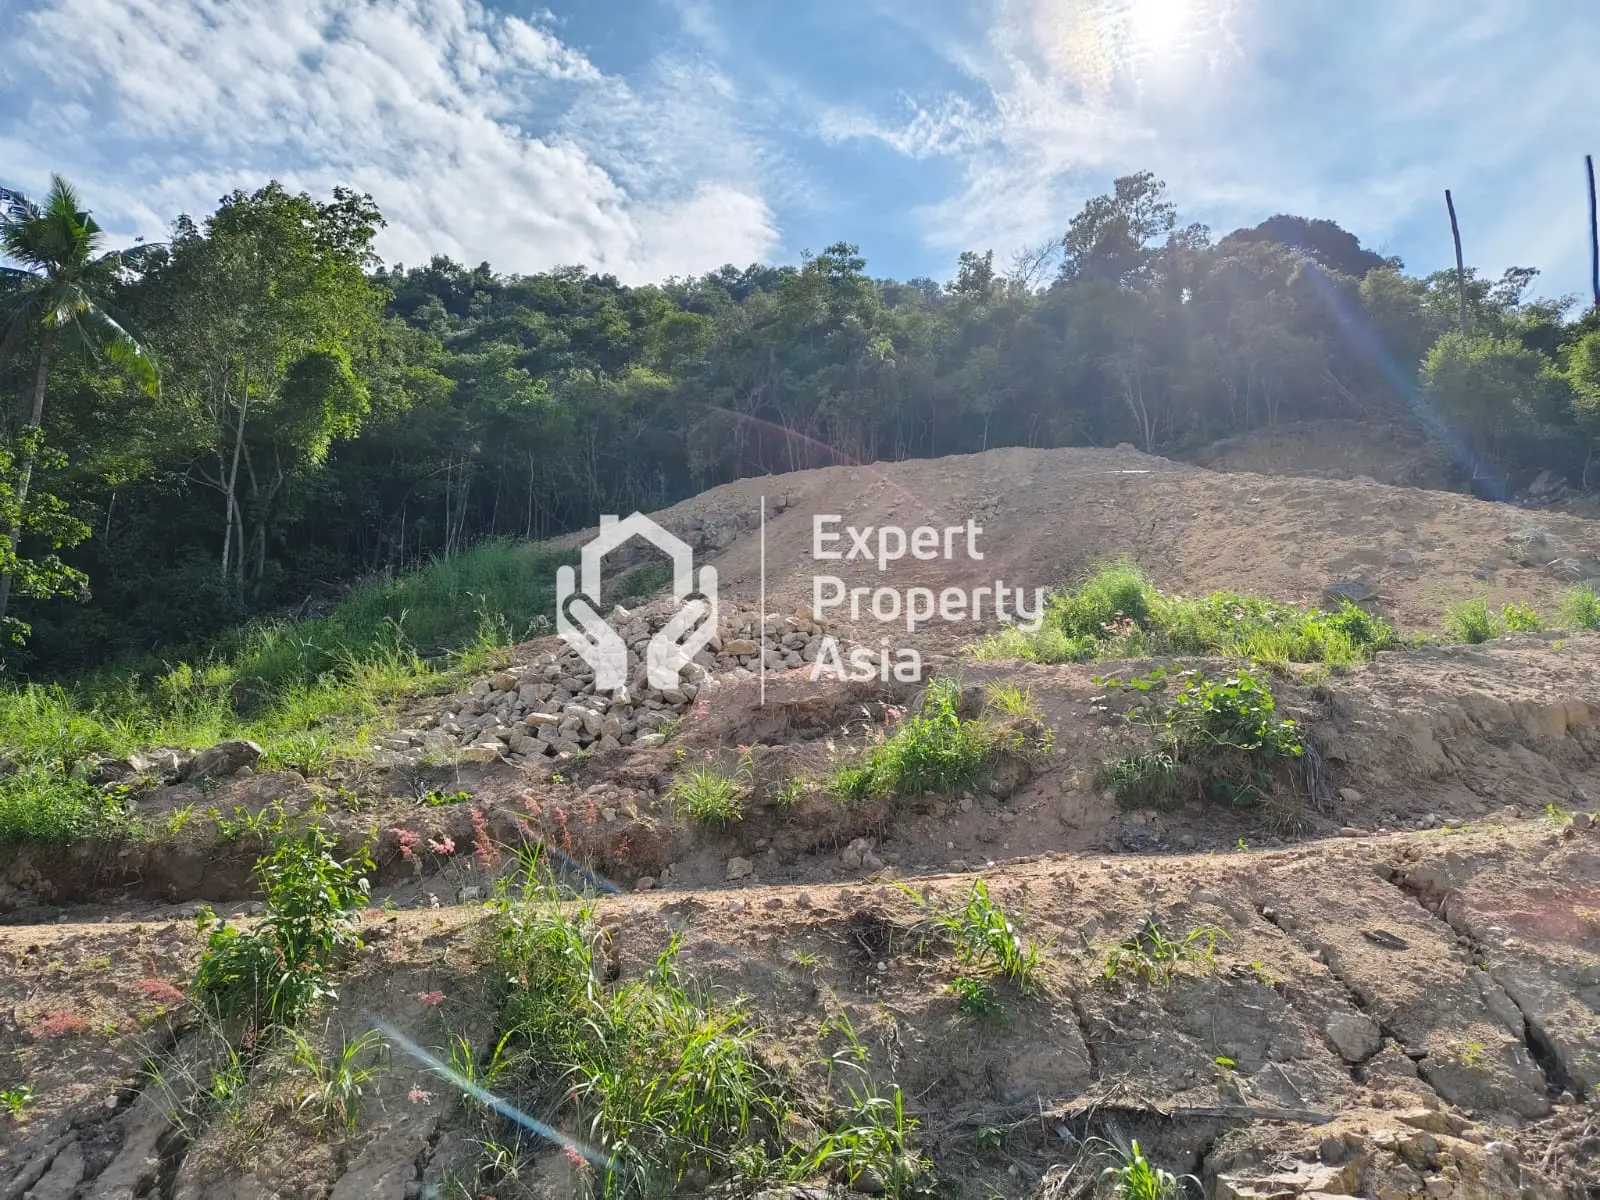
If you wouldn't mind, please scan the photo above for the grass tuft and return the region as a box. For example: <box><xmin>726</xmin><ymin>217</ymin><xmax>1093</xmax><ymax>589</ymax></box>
<box><xmin>968</xmin><ymin>560</ymin><xmax>1394</xmax><ymax>668</ymax></box>
<box><xmin>830</xmin><ymin>677</ymin><xmax>1047</xmax><ymax>805</ymax></box>
<box><xmin>668</xmin><ymin>753</ymin><xmax>752</xmax><ymax>826</ymax></box>
<box><xmin>1559</xmin><ymin>585</ymin><xmax>1600</xmax><ymax>631</ymax></box>
<box><xmin>1101</xmin><ymin>918</ymin><xmax>1225</xmax><ymax>988</ymax></box>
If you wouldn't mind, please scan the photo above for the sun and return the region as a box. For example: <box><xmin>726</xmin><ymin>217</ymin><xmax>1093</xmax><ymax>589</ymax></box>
<box><xmin>1127</xmin><ymin>0</ymin><xmax>1190</xmax><ymax>51</ymax></box>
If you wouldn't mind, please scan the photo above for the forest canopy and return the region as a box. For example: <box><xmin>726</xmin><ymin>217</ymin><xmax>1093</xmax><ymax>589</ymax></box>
<box><xmin>3</xmin><ymin>169</ymin><xmax>1598</xmax><ymax>674</ymax></box>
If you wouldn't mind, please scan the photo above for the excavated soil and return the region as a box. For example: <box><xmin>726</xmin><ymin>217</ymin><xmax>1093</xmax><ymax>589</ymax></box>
<box><xmin>4</xmin><ymin>444</ymin><xmax>1600</xmax><ymax>1198</ymax></box>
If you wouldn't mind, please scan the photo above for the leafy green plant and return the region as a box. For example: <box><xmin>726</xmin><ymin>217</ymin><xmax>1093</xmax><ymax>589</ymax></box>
<box><xmin>209</xmin><ymin>799</ymin><xmax>289</xmax><ymax>844</ymax></box>
<box><xmin>1097</xmin><ymin>666</ymin><xmax>1301</xmax><ymax>808</ymax></box>
<box><xmin>947</xmin><ymin>975</ymin><xmax>1003</xmax><ymax>1018</ymax></box>
<box><xmin>912</xmin><ymin>878</ymin><xmax>1047</xmax><ymax>994</ymax></box>
<box><xmin>288</xmin><ymin>1027</ymin><xmax>388</xmax><ymax>1132</ymax></box>
<box><xmin>1501</xmin><ymin>602</ymin><xmax>1542</xmax><ymax>633</ymax></box>
<box><xmin>1101</xmin><ymin>918</ymin><xmax>1225</xmax><ymax>988</ymax></box>
<box><xmin>423</xmin><ymin>789</ymin><xmax>472</xmax><ymax>807</ymax></box>
<box><xmin>193</xmin><ymin>828</ymin><xmax>372</xmax><ymax>1034</ymax></box>
<box><xmin>0</xmin><ymin>1085</ymin><xmax>36</xmax><ymax>1116</ymax></box>
<box><xmin>1096</xmin><ymin>1138</ymin><xmax>1188</xmax><ymax>1200</ymax></box>
<box><xmin>1444</xmin><ymin>598</ymin><xmax>1496</xmax><ymax>644</ymax></box>
<box><xmin>1559</xmin><ymin>585</ymin><xmax>1600</xmax><ymax>631</ymax></box>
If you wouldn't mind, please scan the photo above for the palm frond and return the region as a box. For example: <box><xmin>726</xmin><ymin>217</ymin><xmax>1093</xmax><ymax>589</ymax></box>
<box><xmin>73</xmin><ymin>304</ymin><xmax>160</xmax><ymax>396</ymax></box>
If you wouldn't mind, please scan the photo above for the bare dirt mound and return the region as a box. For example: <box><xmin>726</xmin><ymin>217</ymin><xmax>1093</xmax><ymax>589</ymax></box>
<box><xmin>1186</xmin><ymin>419</ymin><xmax>1459</xmax><ymax>493</ymax></box>
<box><xmin>565</xmin><ymin>444</ymin><xmax>1600</xmax><ymax>650</ymax></box>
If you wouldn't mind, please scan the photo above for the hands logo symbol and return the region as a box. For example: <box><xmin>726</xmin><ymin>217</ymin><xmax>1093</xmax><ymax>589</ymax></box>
<box><xmin>556</xmin><ymin>513</ymin><xmax>719</xmax><ymax>695</ymax></box>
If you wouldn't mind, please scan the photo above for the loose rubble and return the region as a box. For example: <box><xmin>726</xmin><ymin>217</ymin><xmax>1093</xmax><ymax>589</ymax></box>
<box><xmin>383</xmin><ymin>599</ymin><xmax>872</xmax><ymax>766</ymax></box>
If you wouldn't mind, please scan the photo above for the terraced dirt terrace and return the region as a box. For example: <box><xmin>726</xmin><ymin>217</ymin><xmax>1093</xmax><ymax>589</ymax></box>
<box><xmin>4</xmin><ymin>445</ymin><xmax>1600</xmax><ymax>1199</ymax></box>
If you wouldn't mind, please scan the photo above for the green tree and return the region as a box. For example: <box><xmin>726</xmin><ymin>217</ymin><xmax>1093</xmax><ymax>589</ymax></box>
<box><xmin>0</xmin><ymin>175</ymin><xmax>158</xmax><ymax>627</ymax></box>
<box><xmin>141</xmin><ymin>183</ymin><xmax>386</xmax><ymax>589</ymax></box>
<box><xmin>1421</xmin><ymin>332</ymin><xmax>1572</xmax><ymax>480</ymax></box>
<box><xmin>0</xmin><ymin>431</ymin><xmax>91</xmax><ymax>645</ymax></box>
<box><xmin>1057</xmin><ymin>172</ymin><xmax>1178</xmax><ymax>287</ymax></box>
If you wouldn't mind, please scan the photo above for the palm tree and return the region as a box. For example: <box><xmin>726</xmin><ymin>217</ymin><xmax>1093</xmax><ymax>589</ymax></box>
<box><xmin>0</xmin><ymin>174</ymin><xmax>159</xmax><ymax>623</ymax></box>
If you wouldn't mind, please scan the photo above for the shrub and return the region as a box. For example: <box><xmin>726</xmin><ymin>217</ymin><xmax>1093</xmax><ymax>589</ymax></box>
<box><xmin>1444</xmin><ymin>598</ymin><xmax>1496</xmax><ymax>644</ymax></box>
<box><xmin>1096</xmin><ymin>666</ymin><xmax>1301</xmax><ymax>808</ymax></box>
<box><xmin>193</xmin><ymin>828</ymin><xmax>371</xmax><ymax>1034</ymax></box>
<box><xmin>1500</xmin><ymin>602</ymin><xmax>1543</xmax><ymax>633</ymax></box>
<box><xmin>1559</xmin><ymin>585</ymin><xmax>1600</xmax><ymax>630</ymax></box>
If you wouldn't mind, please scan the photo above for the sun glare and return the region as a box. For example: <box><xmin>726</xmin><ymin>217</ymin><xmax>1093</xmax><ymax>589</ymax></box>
<box><xmin>1127</xmin><ymin>0</ymin><xmax>1189</xmax><ymax>51</ymax></box>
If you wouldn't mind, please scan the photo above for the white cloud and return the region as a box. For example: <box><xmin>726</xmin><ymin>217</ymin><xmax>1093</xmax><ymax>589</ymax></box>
<box><xmin>825</xmin><ymin>0</ymin><xmax>1600</xmax><ymax>296</ymax></box>
<box><xmin>1</xmin><ymin>0</ymin><xmax>777</xmax><ymax>282</ymax></box>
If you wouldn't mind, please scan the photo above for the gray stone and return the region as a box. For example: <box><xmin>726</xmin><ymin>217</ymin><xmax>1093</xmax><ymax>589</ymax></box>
<box><xmin>1324</xmin><ymin>579</ymin><xmax>1378</xmax><ymax>604</ymax></box>
<box><xmin>1325</xmin><ymin>1012</ymin><xmax>1382</xmax><ymax>1062</ymax></box>
<box><xmin>25</xmin><ymin>1138</ymin><xmax>86</xmax><ymax>1200</ymax></box>
<box><xmin>185</xmin><ymin>739</ymin><xmax>263</xmax><ymax>780</ymax></box>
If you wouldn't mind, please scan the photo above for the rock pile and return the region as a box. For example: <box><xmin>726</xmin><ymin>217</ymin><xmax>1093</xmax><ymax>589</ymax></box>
<box><xmin>384</xmin><ymin>599</ymin><xmax>865</xmax><ymax>765</ymax></box>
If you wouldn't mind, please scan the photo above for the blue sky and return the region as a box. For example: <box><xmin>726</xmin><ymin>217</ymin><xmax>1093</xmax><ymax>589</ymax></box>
<box><xmin>3</xmin><ymin>0</ymin><xmax>1598</xmax><ymax>299</ymax></box>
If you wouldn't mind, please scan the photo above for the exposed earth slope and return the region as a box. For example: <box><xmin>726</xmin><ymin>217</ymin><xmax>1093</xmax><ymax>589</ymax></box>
<box><xmin>3</xmin><ymin>445</ymin><xmax>1600</xmax><ymax>1200</ymax></box>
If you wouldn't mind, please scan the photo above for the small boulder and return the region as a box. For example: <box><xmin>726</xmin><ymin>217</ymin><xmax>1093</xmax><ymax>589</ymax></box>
<box><xmin>1325</xmin><ymin>1012</ymin><xmax>1382</xmax><ymax>1063</ymax></box>
<box><xmin>185</xmin><ymin>739</ymin><xmax>263</xmax><ymax>781</ymax></box>
<box><xmin>726</xmin><ymin>856</ymin><xmax>754</xmax><ymax>881</ymax></box>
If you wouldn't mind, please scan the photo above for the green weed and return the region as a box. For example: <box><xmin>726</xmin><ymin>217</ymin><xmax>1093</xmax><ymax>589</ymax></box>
<box><xmin>1501</xmin><ymin>602</ymin><xmax>1543</xmax><ymax>633</ymax></box>
<box><xmin>1444</xmin><ymin>598</ymin><xmax>1496</xmax><ymax>644</ymax></box>
<box><xmin>1100</xmin><ymin>750</ymin><xmax>1182</xmax><ymax>810</ymax></box>
<box><xmin>1559</xmin><ymin>585</ymin><xmax>1600</xmax><ymax>630</ymax></box>
<box><xmin>669</xmin><ymin>752</ymin><xmax>752</xmax><ymax>826</ymax></box>
<box><xmin>210</xmin><ymin>800</ymin><xmax>289</xmax><ymax>844</ymax></box>
<box><xmin>0</xmin><ymin>542</ymin><xmax>580</xmax><ymax>848</ymax></box>
<box><xmin>830</xmin><ymin>678</ymin><xmax>1040</xmax><ymax>805</ymax></box>
<box><xmin>1097</xmin><ymin>666</ymin><xmax>1301</xmax><ymax>809</ymax></box>
<box><xmin>983</xmin><ymin>681</ymin><xmax>1039</xmax><ymax>719</ymax></box>
<box><xmin>489</xmin><ymin>866</ymin><xmax>931</xmax><ymax>1197</ymax></box>
<box><xmin>193</xmin><ymin>828</ymin><xmax>372</xmax><ymax>1035</ymax></box>
<box><xmin>1094</xmin><ymin>1138</ymin><xmax>1188</xmax><ymax>1200</ymax></box>
<box><xmin>1101</xmin><ymin>918</ymin><xmax>1225</xmax><ymax>988</ymax></box>
<box><xmin>947</xmin><ymin>975</ymin><xmax>1003</xmax><ymax>1018</ymax></box>
<box><xmin>914</xmin><ymin>878</ymin><xmax>1047</xmax><ymax>994</ymax></box>
<box><xmin>288</xmin><ymin>1027</ymin><xmax>388</xmax><ymax>1133</ymax></box>
<box><xmin>968</xmin><ymin>561</ymin><xmax>1394</xmax><ymax>667</ymax></box>
<box><xmin>0</xmin><ymin>1085</ymin><xmax>36</xmax><ymax>1116</ymax></box>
